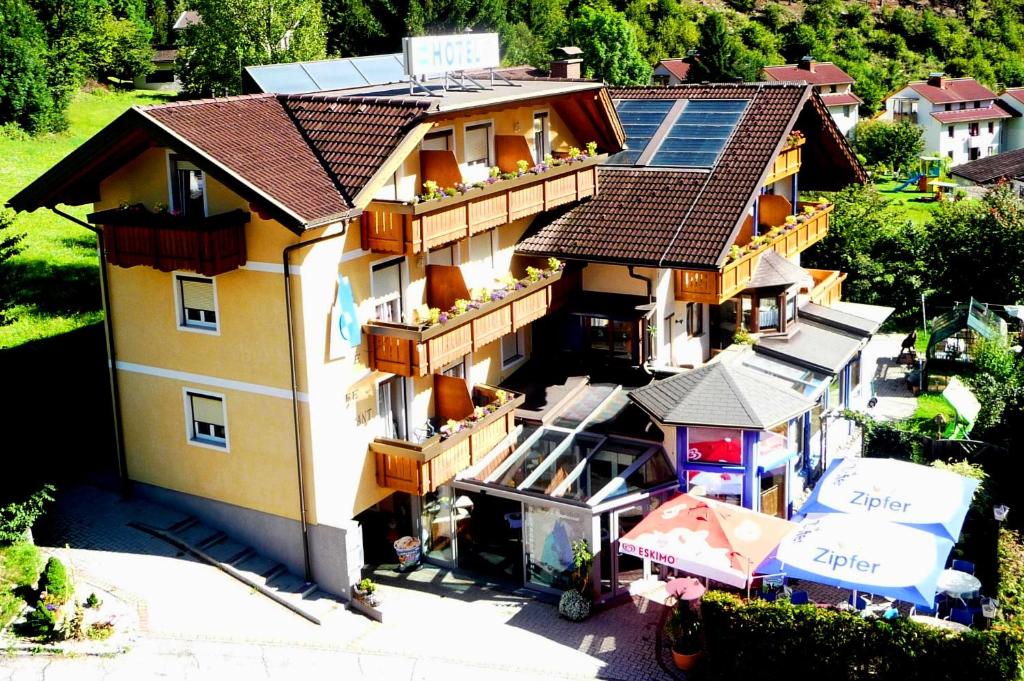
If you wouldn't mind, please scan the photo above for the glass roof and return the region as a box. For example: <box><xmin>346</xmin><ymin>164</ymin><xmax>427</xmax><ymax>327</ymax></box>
<box><xmin>610</xmin><ymin>98</ymin><xmax>748</xmax><ymax>169</ymax></box>
<box><xmin>741</xmin><ymin>353</ymin><xmax>830</xmax><ymax>399</ymax></box>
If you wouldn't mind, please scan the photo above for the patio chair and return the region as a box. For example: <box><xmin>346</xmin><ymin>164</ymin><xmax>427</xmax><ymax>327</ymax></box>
<box><xmin>947</xmin><ymin>608</ymin><xmax>974</xmax><ymax>628</ymax></box>
<box><xmin>951</xmin><ymin>559</ymin><xmax>975</xmax><ymax>575</ymax></box>
<box><xmin>789</xmin><ymin>590</ymin><xmax>809</xmax><ymax>606</ymax></box>
<box><xmin>848</xmin><ymin>594</ymin><xmax>870</xmax><ymax>610</ymax></box>
<box><xmin>763</xmin><ymin>590</ymin><xmax>778</xmax><ymax>602</ymax></box>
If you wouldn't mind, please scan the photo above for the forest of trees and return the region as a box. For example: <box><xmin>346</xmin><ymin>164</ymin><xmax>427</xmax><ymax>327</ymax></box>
<box><xmin>8</xmin><ymin>0</ymin><xmax>1024</xmax><ymax>131</ymax></box>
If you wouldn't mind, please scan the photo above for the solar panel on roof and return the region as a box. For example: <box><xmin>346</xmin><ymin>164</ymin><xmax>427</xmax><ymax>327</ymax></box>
<box><xmin>610</xmin><ymin>99</ymin><xmax>675</xmax><ymax>165</ymax></box>
<box><xmin>302</xmin><ymin>60</ymin><xmax>368</xmax><ymax>90</ymax></box>
<box><xmin>350</xmin><ymin>54</ymin><xmax>406</xmax><ymax>85</ymax></box>
<box><xmin>649</xmin><ymin>100</ymin><xmax>747</xmax><ymax>168</ymax></box>
<box><xmin>248</xmin><ymin>64</ymin><xmax>319</xmax><ymax>94</ymax></box>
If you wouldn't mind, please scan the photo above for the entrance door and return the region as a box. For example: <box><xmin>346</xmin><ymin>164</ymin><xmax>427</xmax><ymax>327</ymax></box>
<box><xmin>612</xmin><ymin>505</ymin><xmax>648</xmax><ymax>596</ymax></box>
<box><xmin>523</xmin><ymin>503</ymin><xmax>587</xmax><ymax>593</ymax></box>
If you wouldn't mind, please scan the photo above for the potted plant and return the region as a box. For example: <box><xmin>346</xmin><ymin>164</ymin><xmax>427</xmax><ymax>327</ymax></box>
<box><xmin>353</xmin><ymin>578</ymin><xmax>380</xmax><ymax>607</ymax></box>
<box><xmin>558</xmin><ymin>539</ymin><xmax>594</xmax><ymax>622</ymax></box>
<box><xmin>664</xmin><ymin>603</ymin><xmax>704</xmax><ymax>671</ymax></box>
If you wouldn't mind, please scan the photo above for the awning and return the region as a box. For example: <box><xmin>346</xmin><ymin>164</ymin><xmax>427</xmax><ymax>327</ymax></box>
<box><xmin>754</xmin><ymin>320</ymin><xmax>864</xmax><ymax>375</ymax></box>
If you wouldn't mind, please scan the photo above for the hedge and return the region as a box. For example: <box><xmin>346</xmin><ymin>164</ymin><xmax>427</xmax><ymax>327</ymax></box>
<box><xmin>701</xmin><ymin>591</ymin><xmax>1023</xmax><ymax>681</ymax></box>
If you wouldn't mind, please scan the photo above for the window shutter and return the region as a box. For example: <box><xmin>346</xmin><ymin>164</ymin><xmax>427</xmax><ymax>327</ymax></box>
<box><xmin>465</xmin><ymin>125</ymin><xmax>490</xmax><ymax>164</ymax></box>
<box><xmin>181</xmin><ymin>279</ymin><xmax>215</xmax><ymax>311</ymax></box>
<box><xmin>191</xmin><ymin>394</ymin><xmax>225</xmax><ymax>426</ymax></box>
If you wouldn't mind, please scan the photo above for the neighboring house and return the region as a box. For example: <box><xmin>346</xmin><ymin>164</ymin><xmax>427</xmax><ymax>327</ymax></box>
<box><xmin>172</xmin><ymin>10</ymin><xmax>201</xmax><ymax>31</ymax></box>
<box><xmin>134</xmin><ymin>49</ymin><xmax>180</xmax><ymax>92</ymax></box>
<box><xmin>999</xmin><ymin>88</ymin><xmax>1024</xmax><ymax>151</ymax></box>
<box><xmin>877</xmin><ymin>73</ymin><xmax>1016</xmax><ymax>166</ymax></box>
<box><xmin>652</xmin><ymin>58</ymin><xmax>692</xmax><ymax>86</ymax></box>
<box><xmin>762</xmin><ymin>58</ymin><xmax>861</xmax><ymax>138</ymax></box>
<box><xmin>950</xmin><ymin>147</ymin><xmax>1024</xmax><ymax>199</ymax></box>
<box><xmin>9</xmin><ymin>68</ymin><xmax>881</xmax><ymax>600</ymax></box>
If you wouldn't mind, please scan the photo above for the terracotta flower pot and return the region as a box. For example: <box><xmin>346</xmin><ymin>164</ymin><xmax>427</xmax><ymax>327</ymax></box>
<box><xmin>672</xmin><ymin>648</ymin><xmax>703</xmax><ymax>671</ymax></box>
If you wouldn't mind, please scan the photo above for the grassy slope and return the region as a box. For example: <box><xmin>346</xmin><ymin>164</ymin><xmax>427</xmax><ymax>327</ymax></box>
<box><xmin>0</xmin><ymin>88</ymin><xmax>174</xmax><ymax>348</ymax></box>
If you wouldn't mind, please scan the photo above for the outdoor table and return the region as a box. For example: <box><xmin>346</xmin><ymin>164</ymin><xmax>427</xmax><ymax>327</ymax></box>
<box><xmin>910</xmin><ymin>615</ymin><xmax>969</xmax><ymax>632</ymax></box>
<box><xmin>936</xmin><ymin>569</ymin><xmax>981</xmax><ymax>600</ymax></box>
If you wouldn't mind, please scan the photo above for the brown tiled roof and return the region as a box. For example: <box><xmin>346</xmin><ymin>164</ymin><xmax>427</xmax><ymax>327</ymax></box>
<box><xmin>518</xmin><ymin>83</ymin><xmax>815</xmax><ymax>268</ymax></box>
<box><xmin>10</xmin><ymin>92</ymin><xmax>431</xmax><ymax>231</ymax></box>
<box><xmin>908</xmin><ymin>78</ymin><xmax>997</xmax><ymax>104</ymax></box>
<box><xmin>657</xmin><ymin>59</ymin><xmax>691</xmax><ymax>81</ymax></box>
<box><xmin>819</xmin><ymin>92</ymin><xmax>861</xmax><ymax>107</ymax></box>
<box><xmin>282</xmin><ymin>96</ymin><xmax>431</xmax><ymax>204</ymax></box>
<box><xmin>144</xmin><ymin>95</ymin><xmax>355</xmax><ymax>226</ymax></box>
<box><xmin>763</xmin><ymin>62</ymin><xmax>854</xmax><ymax>86</ymax></box>
<box><xmin>950</xmin><ymin>147</ymin><xmax>1024</xmax><ymax>184</ymax></box>
<box><xmin>153</xmin><ymin>48</ymin><xmax>177</xmax><ymax>63</ymax></box>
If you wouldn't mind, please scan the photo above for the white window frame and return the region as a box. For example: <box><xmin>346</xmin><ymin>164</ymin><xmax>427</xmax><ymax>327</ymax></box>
<box><xmin>375</xmin><ymin>374</ymin><xmax>410</xmax><ymax>441</ymax></box>
<box><xmin>369</xmin><ymin>256</ymin><xmax>408</xmax><ymax>323</ymax></box>
<box><xmin>173</xmin><ymin>272</ymin><xmax>220</xmax><ymax>335</ymax></box>
<box><xmin>421</xmin><ymin>126</ymin><xmax>455</xmax><ymax>152</ymax></box>
<box><xmin>183</xmin><ymin>388</ymin><xmax>229</xmax><ymax>452</ymax></box>
<box><xmin>532</xmin><ymin>110</ymin><xmax>551</xmax><ymax>162</ymax></box>
<box><xmin>462</xmin><ymin>120</ymin><xmax>495</xmax><ymax>178</ymax></box>
<box><xmin>501</xmin><ymin>328</ymin><xmax>527</xmax><ymax>369</ymax></box>
<box><xmin>166</xmin><ymin>151</ymin><xmax>209</xmax><ymax>217</ymax></box>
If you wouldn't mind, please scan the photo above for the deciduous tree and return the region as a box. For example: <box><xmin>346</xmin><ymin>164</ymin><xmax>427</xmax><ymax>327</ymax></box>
<box><xmin>567</xmin><ymin>3</ymin><xmax>650</xmax><ymax>85</ymax></box>
<box><xmin>0</xmin><ymin>0</ymin><xmax>60</xmax><ymax>133</ymax></box>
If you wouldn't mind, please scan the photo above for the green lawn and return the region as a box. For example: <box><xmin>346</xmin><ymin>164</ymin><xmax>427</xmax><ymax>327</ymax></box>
<box><xmin>873</xmin><ymin>179</ymin><xmax>945</xmax><ymax>227</ymax></box>
<box><xmin>0</xmin><ymin>88</ymin><xmax>175</xmax><ymax>348</ymax></box>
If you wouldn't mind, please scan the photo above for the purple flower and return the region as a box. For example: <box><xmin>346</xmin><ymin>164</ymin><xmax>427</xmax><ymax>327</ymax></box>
<box><xmin>491</xmin><ymin>289</ymin><xmax>506</xmax><ymax>300</ymax></box>
<box><xmin>514</xmin><ymin>282</ymin><xmax>526</xmax><ymax>290</ymax></box>
<box><xmin>438</xmin><ymin>312</ymin><xmax>449</xmax><ymax>323</ymax></box>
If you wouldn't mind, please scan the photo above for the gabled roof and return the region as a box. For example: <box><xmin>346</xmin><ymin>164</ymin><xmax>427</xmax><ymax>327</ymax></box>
<box><xmin>628</xmin><ymin>362</ymin><xmax>815</xmax><ymax>430</ymax></box>
<box><xmin>8</xmin><ymin>94</ymin><xmax>431</xmax><ymax>232</ymax></box>
<box><xmin>819</xmin><ymin>92</ymin><xmax>862</xmax><ymax>107</ymax></box>
<box><xmin>763</xmin><ymin>62</ymin><xmax>854</xmax><ymax>87</ymax></box>
<box><xmin>656</xmin><ymin>59</ymin><xmax>691</xmax><ymax>81</ymax></box>
<box><xmin>153</xmin><ymin>49</ymin><xmax>177</xmax><ymax>64</ymax></box>
<box><xmin>172</xmin><ymin>10</ymin><xmax>200</xmax><ymax>30</ymax></box>
<box><xmin>1002</xmin><ymin>88</ymin><xmax>1024</xmax><ymax>109</ymax></box>
<box><xmin>745</xmin><ymin>251</ymin><xmax>813</xmax><ymax>290</ymax></box>
<box><xmin>928</xmin><ymin>299</ymin><xmax>1007</xmax><ymax>356</ymax></box>
<box><xmin>950</xmin><ymin>147</ymin><xmax>1024</xmax><ymax>184</ymax></box>
<box><xmin>517</xmin><ymin>83</ymin><xmax>866</xmax><ymax>269</ymax></box>
<box><xmin>931</xmin><ymin>102</ymin><xmax>1014</xmax><ymax>124</ymax></box>
<box><xmin>907</xmin><ymin>78</ymin><xmax>997</xmax><ymax>104</ymax></box>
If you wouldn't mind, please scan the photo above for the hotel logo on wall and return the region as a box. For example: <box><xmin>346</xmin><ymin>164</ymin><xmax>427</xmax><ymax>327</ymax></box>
<box><xmin>402</xmin><ymin>33</ymin><xmax>500</xmax><ymax>77</ymax></box>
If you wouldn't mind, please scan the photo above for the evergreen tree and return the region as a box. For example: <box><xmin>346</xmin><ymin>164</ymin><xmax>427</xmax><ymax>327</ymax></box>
<box><xmin>690</xmin><ymin>12</ymin><xmax>744</xmax><ymax>82</ymax></box>
<box><xmin>567</xmin><ymin>3</ymin><xmax>650</xmax><ymax>85</ymax></box>
<box><xmin>176</xmin><ymin>0</ymin><xmax>327</xmax><ymax>96</ymax></box>
<box><xmin>0</xmin><ymin>0</ymin><xmax>60</xmax><ymax>132</ymax></box>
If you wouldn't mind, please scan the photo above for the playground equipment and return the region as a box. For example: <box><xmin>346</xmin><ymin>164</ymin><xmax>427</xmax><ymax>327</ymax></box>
<box><xmin>893</xmin><ymin>172</ymin><xmax>923</xmax><ymax>191</ymax></box>
<box><xmin>890</xmin><ymin>156</ymin><xmax>943</xmax><ymax>192</ymax></box>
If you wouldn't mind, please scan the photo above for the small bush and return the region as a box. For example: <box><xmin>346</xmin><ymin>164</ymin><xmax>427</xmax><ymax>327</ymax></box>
<box><xmin>38</xmin><ymin>557</ymin><xmax>71</xmax><ymax>605</ymax></box>
<box><xmin>84</xmin><ymin>592</ymin><xmax>101</xmax><ymax>609</ymax></box>
<box><xmin>86</xmin><ymin>620</ymin><xmax>114</xmax><ymax>640</ymax></box>
<box><xmin>0</xmin><ymin>485</ymin><xmax>55</xmax><ymax>545</ymax></box>
<box><xmin>22</xmin><ymin>603</ymin><xmax>57</xmax><ymax>639</ymax></box>
<box><xmin>0</xmin><ymin>588</ymin><xmax>23</xmax><ymax>629</ymax></box>
<box><xmin>2</xmin><ymin>542</ymin><xmax>42</xmax><ymax>588</ymax></box>
<box><xmin>558</xmin><ymin>588</ymin><xmax>591</xmax><ymax>621</ymax></box>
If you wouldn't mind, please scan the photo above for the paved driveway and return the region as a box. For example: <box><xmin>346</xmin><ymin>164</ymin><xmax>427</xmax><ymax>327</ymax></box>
<box><xmin>3</xmin><ymin>483</ymin><xmax>675</xmax><ymax>681</ymax></box>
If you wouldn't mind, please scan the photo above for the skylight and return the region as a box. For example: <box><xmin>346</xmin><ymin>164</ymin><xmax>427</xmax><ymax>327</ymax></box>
<box><xmin>610</xmin><ymin>98</ymin><xmax>749</xmax><ymax>169</ymax></box>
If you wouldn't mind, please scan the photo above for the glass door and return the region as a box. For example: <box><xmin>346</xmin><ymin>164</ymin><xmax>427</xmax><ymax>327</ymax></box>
<box><xmin>612</xmin><ymin>504</ymin><xmax>648</xmax><ymax>596</ymax></box>
<box><xmin>523</xmin><ymin>503</ymin><xmax>588</xmax><ymax>593</ymax></box>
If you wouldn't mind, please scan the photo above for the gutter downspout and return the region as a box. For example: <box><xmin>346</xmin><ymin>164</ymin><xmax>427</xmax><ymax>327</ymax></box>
<box><xmin>627</xmin><ymin>266</ymin><xmax>655</xmax><ymax>369</ymax></box>
<box><xmin>282</xmin><ymin>221</ymin><xmax>350</xmax><ymax>583</ymax></box>
<box><xmin>52</xmin><ymin>208</ymin><xmax>129</xmax><ymax>496</ymax></box>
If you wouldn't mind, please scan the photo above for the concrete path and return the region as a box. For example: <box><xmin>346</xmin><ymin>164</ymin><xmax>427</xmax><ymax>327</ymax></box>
<box><xmin>3</xmin><ymin>482</ymin><xmax>677</xmax><ymax>681</ymax></box>
<box><xmin>851</xmin><ymin>333</ymin><xmax>918</xmax><ymax>422</ymax></box>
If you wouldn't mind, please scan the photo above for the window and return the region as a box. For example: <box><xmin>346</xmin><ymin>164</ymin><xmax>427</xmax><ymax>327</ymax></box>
<box><xmin>947</xmin><ymin>150</ymin><xmax>953</xmax><ymax>159</ymax></box>
<box><xmin>828</xmin><ymin>84</ymin><xmax>837</xmax><ymax>93</ymax></box>
<box><xmin>469</xmin><ymin>231</ymin><xmax>494</xmax><ymax>271</ymax></box>
<box><xmin>146</xmin><ymin>70</ymin><xmax>175</xmax><ymax>84</ymax></box>
<box><xmin>371</xmin><ymin>259</ymin><xmax>403</xmax><ymax>323</ymax></box>
<box><xmin>988</xmin><ymin>121</ymin><xmax>995</xmax><ymax>134</ymax></box>
<box><xmin>501</xmin><ymin>328</ymin><xmax>526</xmax><ymax>368</ymax></box>
<box><xmin>969</xmin><ymin>122</ymin><xmax>980</xmax><ymax>136</ymax></box>
<box><xmin>441</xmin><ymin>358</ymin><xmax>467</xmax><ymax>379</ymax></box>
<box><xmin>185</xmin><ymin>390</ymin><xmax>227</xmax><ymax>449</ymax></box>
<box><xmin>533</xmin><ymin>112</ymin><xmax>550</xmax><ymax>161</ymax></box>
<box><xmin>959</xmin><ymin>102</ymin><xmax>967</xmax><ymax>110</ymax></box>
<box><xmin>464</xmin><ymin>122</ymin><xmax>493</xmax><ymax>182</ymax></box>
<box><xmin>974</xmin><ymin>100</ymin><xmax>980</xmax><ymax>108</ymax></box>
<box><xmin>169</xmin><ymin>156</ymin><xmax>205</xmax><ymax>217</ymax></box>
<box><xmin>175</xmin><ymin>275</ymin><xmax>217</xmax><ymax>332</ymax></box>
<box><xmin>988</xmin><ymin>146</ymin><xmax>995</xmax><ymax>156</ymax></box>
<box><xmin>377</xmin><ymin>376</ymin><xmax>407</xmax><ymax>440</ymax></box>
<box><xmin>652</xmin><ymin>74</ymin><xmax>670</xmax><ymax>86</ymax></box>
<box><xmin>758</xmin><ymin>296</ymin><xmax>780</xmax><ymax>331</ymax></box>
<box><xmin>948</xmin><ymin>125</ymin><xmax>954</xmax><ymax>138</ymax></box>
<box><xmin>422</xmin><ymin>129</ymin><xmax>453</xmax><ymax>151</ymax></box>
<box><xmin>945</xmin><ymin>104</ymin><xmax>951</xmax><ymax>111</ymax></box>
<box><xmin>969</xmin><ymin>147</ymin><xmax>981</xmax><ymax>160</ymax></box>
<box><xmin>685</xmin><ymin>303</ymin><xmax>704</xmax><ymax>337</ymax></box>
<box><xmin>842</xmin><ymin>105</ymin><xmax>850</xmax><ymax>117</ymax></box>
<box><xmin>426</xmin><ymin>245</ymin><xmax>456</xmax><ymax>267</ymax></box>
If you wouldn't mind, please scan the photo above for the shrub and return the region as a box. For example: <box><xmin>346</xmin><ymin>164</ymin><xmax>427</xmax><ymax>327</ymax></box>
<box><xmin>38</xmin><ymin>557</ymin><xmax>71</xmax><ymax>605</ymax></box>
<box><xmin>0</xmin><ymin>485</ymin><xmax>55</xmax><ymax>545</ymax></box>
<box><xmin>22</xmin><ymin>602</ymin><xmax>57</xmax><ymax>639</ymax></box>
<box><xmin>700</xmin><ymin>591</ymin><xmax>1023</xmax><ymax>680</ymax></box>
<box><xmin>2</xmin><ymin>542</ymin><xmax>42</xmax><ymax>588</ymax></box>
<box><xmin>0</xmin><ymin>588</ymin><xmax>22</xmax><ymax>629</ymax></box>
<box><xmin>996</xmin><ymin>528</ymin><xmax>1024</xmax><ymax>638</ymax></box>
<box><xmin>558</xmin><ymin>589</ymin><xmax>591</xmax><ymax>621</ymax></box>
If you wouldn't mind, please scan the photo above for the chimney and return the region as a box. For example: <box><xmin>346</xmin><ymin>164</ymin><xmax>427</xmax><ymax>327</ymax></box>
<box><xmin>928</xmin><ymin>72</ymin><xmax>946</xmax><ymax>89</ymax></box>
<box><xmin>799</xmin><ymin>56</ymin><xmax>816</xmax><ymax>73</ymax></box>
<box><xmin>550</xmin><ymin>46</ymin><xmax>584</xmax><ymax>79</ymax></box>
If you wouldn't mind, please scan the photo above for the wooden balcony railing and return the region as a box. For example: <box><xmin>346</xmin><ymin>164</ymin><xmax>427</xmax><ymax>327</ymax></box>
<box><xmin>675</xmin><ymin>202</ymin><xmax>833</xmax><ymax>304</ymax></box>
<box><xmin>373</xmin><ymin>383</ymin><xmax>525</xmax><ymax>495</ymax></box>
<box><xmin>806</xmin><ymin>268</ymin><xmax>847</xmax><ymax>306</ymax></box>
<box><xmin>360</xmin><ymin>156</ymin><xmax>603</xmax><ymax>255</ymax></box>
<box><xmin>89</xmin><ymin>207</ymin><xmax>249</xmax><ymax>276</ymax></box>
<box><xmin>366</xmin><ymin>268</ymin><xmax>568</xmax><ymax>377</ymax></box>
<box><xmin>763</xmin><ymin>138</ymin><xmax>804</xmax><ymax>186</ymax></box>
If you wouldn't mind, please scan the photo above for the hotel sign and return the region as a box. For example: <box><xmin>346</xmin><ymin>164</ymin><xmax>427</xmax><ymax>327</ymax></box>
<box><xmin>402</xmin><ymin>33</ymin><xmax>500</xmax><ymax>77</ymax></box>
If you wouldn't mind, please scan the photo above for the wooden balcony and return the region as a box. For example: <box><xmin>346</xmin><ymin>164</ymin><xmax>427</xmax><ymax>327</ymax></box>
<box><xmin>89</xmin><ymin>207</ymin><xmax>249</xmax><ymax>276</ymax></box>
<box><xmin>675</xmin><ymin>202</ymin><xmax>833</xmax><ymax>305</ymax></box>
<box><xmin>806</xmin><ymin>268</ymin><xmax>847</xmax><ymax>306</ymax></box>
<box><xmin>367</xmin><ymin>269</ymin><xmax>568</xmax><ymax>377</ymax></box>
<box><xmin>360</xmin><ymin>156</ymin><xmax>603</xmax><ymax>255</ymax></box>
<box><xmin>373</xmin><ymin>383</ymin><xmax>525</xmax><ymax>495</ymax></box>
<box><xmin>763</xmin><ymin>137</ymin><xmax>803</xmax><ymax>186</ymax></box>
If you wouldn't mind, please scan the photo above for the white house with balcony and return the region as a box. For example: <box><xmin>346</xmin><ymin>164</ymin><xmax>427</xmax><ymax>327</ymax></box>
<box><xmin>878</xmin><ymin>74</ymin><xmax>1015</xmax><ymax>166</ymax></box>
<box><xmin>763</xmin><ymin>58</ymin><xmax>861</xmax><ymax>138</ymax></box>
<box><xmin>999</xmin><ymin>88</ymin><xmax>1024</xmax><ymax>151</ymax></box>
